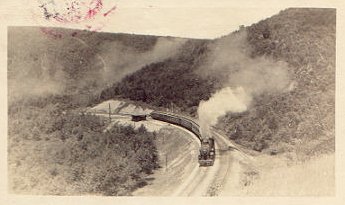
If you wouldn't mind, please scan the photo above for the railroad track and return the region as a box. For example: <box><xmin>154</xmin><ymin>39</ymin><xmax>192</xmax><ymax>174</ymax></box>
<box><xmin>90</xmin><ymin>109</ymin><xmax>238</xmax><ymax>196</ymax></box>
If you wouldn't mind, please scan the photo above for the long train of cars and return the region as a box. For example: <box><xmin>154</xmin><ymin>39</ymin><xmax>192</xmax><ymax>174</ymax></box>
<box><xmin>150</xmin><ymin>111</ymin><xmax>215</xmax><ymax>166</ymax></box>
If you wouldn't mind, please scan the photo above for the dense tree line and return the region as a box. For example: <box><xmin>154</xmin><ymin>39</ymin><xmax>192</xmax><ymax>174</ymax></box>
<box><xmin>8</xmin><ymin>10</ymin><xmax>335</xmax><ymax>197</ymax></box>
<box><xmin>8</xmin><ymin>27</ymin><xmax>168</xmax><ymax>195</ymax></box>
<box><xmin>218</xmin><ymin>8</ymin><xmax>335</xmax><ymax>155</ymax></box>
<box><xmin>99</xmin><ymin>40</ymin><xmax>216</xmax><ymax>116</ymax></box>
<box><xmin>99</xmin><ymin>8</ymin><xmax>335</xmax><ymax>157</ymax></box>
<box><xmin>8</xmin><ymin>97</ymin><xmax>158</xmax><ymax>195</ymax></box>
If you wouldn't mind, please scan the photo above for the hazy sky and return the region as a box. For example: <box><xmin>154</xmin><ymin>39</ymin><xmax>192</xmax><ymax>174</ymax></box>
<box><xmin>0</xmin><ymin>0</ymin><xmax>339</xmax><ymax>39</ymax></box>
<box><xmin>0</xmin><ymin>0</ymin><xmax>290</xmax><ymax>39</ymax></box>
<box><xmin>101</xmin><ymin>7</ymin><xmax>284</xmax><ymax>39</ymax></box>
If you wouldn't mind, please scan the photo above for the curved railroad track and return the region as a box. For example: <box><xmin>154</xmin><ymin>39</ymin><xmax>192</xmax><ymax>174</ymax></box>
<box><xmin>91</xmin><ymin>110</ymin><xmax>247</xmax><ymax>196</ymax></box>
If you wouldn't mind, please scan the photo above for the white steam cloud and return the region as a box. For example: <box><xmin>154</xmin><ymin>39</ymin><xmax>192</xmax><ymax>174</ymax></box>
<box><xmin>198</xmin><ymin>87</ymin><xmax>251</xmax><ymax>137</ymax></box>
<box><xmin>8</xmin><ymin>27</ymin><xmax>187</xmax><ymax>102</ymax></box>
<box><xmin>197</xmin><ymin>31</ymin><xmax>292</xmax><ymax>138</ymax></box>
<box><xmin>100</xmin><ymin>37</ymin><xmax>187</xmax><ymax>83</ymax></box>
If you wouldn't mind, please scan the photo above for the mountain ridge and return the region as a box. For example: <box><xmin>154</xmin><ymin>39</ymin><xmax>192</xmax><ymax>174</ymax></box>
<box><xmin>8</xmin><ymin>8</ymin><xmax>335</xmax><ymax>156</ymax></box>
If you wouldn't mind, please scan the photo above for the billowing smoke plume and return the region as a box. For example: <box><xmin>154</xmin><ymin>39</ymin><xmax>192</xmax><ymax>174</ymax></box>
<box><xmin>8</xmin><ymin>27</ymin><xmax>186</xmax><ymax>102</ymax></box>
<box><xmin>197</xmin><ymin>31</ymin><xmax>291</xmax><ymax>137</ymax></box>
<box><xmin>198</xmin><ymin>87</ymin><xmax>251</xmax><ymax>136</ymax></box>
<box><xmin>100</xmin><ymin>37</ymin><xmax>187</xmax><ymax>83</ymax></box>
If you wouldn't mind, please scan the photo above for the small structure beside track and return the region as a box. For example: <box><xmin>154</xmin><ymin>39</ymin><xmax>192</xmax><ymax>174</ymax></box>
<box><xmin>131</xmin><ymin>114</ymin><xmax>147</xmax><ymax>122</ymax></box>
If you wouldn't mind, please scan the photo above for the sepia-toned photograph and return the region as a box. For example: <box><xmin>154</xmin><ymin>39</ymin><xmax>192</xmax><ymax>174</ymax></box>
<box><xmin>5</xmin><ymin>0</ymin><xmax>338</xmax><ymax>199</ymax></box>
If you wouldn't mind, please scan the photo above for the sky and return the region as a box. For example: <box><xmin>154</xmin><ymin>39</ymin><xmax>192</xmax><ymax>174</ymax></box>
<box><xmin>1</xmin><ymin>1</ymin><xmax>345</xmax><ymax>204</ymax></box>
<box><xmin>0</xmin><ymin>0</ymin><xmax>340</xmax><ymax>39</ymax></box>
<box><xmin>0</xmin><ymin>0</ymin><xmax>290</xmax><ymax>39</ymax></box>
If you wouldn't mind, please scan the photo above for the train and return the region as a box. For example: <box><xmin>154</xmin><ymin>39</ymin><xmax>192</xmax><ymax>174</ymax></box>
<box><xmin>150</xmin><ymin>111</ymin><xmax>216</xmax><ymax>166</ymax></box>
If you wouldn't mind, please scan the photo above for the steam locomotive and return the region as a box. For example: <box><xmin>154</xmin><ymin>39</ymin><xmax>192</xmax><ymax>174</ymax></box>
<box><xmin>150</xmin><ymin>111</ymin><xmax>216</xmax><ymax>166</ymax></box>
<box><xmin>198</xmin><ymin>138</ymin><xmax>215</xmax><ymax>166</ymax></box>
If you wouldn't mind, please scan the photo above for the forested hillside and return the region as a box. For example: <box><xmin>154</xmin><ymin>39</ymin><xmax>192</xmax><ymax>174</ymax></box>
<box><xmin>220</xmin><ymin>8</ymin><xmax>335</xmax><ymax>156</ymax></box>
<box><xmin>8</xmin><ymin>8</ymin><xmax>335</xmax><ymax>195</ymax></box>
<box><xmin>9</xmin><ymin>106</ymin><xmax>158</xmax><ymax>195</ymax></box>
<box><xmin>8</xmin><ymin>27</ymin><xmax>189</xmax><ymax>105</ymax></box>
<box><xmin>100</xmin><ymin>8</ymin><xmax>335</xmax><ymax>156</ymax></box>
<box><xmin>99</xmin><ymin>39</ymin><xmax>216</xmax><ymax>115</ymax></box>
<box><xmin>8</xmin><ymin>28</ymin><xmax>170</xmax><ymax>195</ymax></box>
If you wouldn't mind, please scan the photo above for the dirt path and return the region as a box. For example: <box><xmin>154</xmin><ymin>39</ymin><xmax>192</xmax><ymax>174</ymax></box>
<box><xmin>133</xmin><ymin>120</ymin><xmax>240</xmax><ymax>196</ymax></box>
<box><xmin>180</xmin><ymin>141</ymin><xmax>225</xmax><ymax>196</ymax></box>
<box><xmin>132</xmin><ymin>120</ymin><xmax>201</xmax><ymax>196</ymax></box>
<box><xmin>219</xmin><ymin>153</ymin><xmax>335</xmax><ymax>196</ymax></box>
<box><xmin>89</xmin><ymin>101</ymin><xmax>253</xmax><ymax>196</ymax></box>
<box><xmin>93</xmin><ymin>112</ymin><xmax>238</xmax><ymax>196</ymax></box>
<box><xmin>92</xmin><ymin>108</ymin><xmax>334</xmax><ymax>196</ymax></box>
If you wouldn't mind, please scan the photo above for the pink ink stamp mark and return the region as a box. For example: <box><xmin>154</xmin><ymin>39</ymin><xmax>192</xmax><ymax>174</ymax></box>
<box><xmin>103</xmin><ymin>5</ymin><xmax>116</xmax><ymax>17</ymax></box>
<box><xmin>37</xmin><ymin>0</ymin><xmax>116</xmax><ymax>38</ymax></box>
